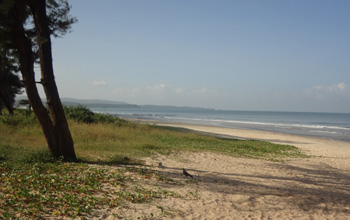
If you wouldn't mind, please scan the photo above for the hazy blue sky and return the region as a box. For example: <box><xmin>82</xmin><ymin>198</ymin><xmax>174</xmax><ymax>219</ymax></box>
<box><xmin>48</xmin><ymin>0</ymin><xmax>350</xmax><ymax>112</ymax></box>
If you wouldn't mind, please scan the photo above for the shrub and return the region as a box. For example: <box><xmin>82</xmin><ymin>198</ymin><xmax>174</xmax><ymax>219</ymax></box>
<box><xmin>92</xmin><ymin>112</ymin><xmax>117</xmax><ymax>123</ymax></box>
<box><xmin>0</xmin><ymin>105</ymin><xmax>124</xmax><ymax>125</ymax></box>
<box><xmin>0</xmin><ymin>109</ymin><xmax>37</xmax><ymax>126</ymax></box>
<box><xmin>63</xmin><ymin>105</ymin><xmax>95</xmax><ymax>123</ymax></box>
<box><xmin>63</xmin><ymin>105</ymin><xmax>125</xmax><ymax>124</ymax></box>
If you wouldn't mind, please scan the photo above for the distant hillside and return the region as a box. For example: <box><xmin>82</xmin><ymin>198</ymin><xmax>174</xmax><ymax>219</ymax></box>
<box><xmin>15</xmin><ymin>96</ymin><xmax>215</xmax><ymax>111</ymax></box>
<box><xmin>61</xmin><ymin>98</ymin><xmax>128</xmax><ymax>105</ymax></box>
<box><xmin>140</xmin><ymin>104</ymin><xmax>215</xmax><ymax>111</ymax></box>
<box><xmin>15</xmin><ymin>96</ymin><xmax>139</xmax><ymax>108</ymax></box>
<box><xmin>60</xmin><ymin>98</ymin><xmax>139</xmax><ymax>108</ymax></box>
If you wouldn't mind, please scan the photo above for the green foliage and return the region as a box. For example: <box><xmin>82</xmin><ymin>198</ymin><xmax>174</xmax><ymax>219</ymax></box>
<box><xmin>0</xmin><ymin>0</ymin><xmax>74</xmax><ymax>114</ymax></box>
<box><xmin>63</xmin><ymin>105</ymin><xmax>127</xmax><ymax>124</ymax></box>
<box><xmin>92</xmin><ymin>111</ymin><xmax>123</xmax><ymax>124</ymax></box>
<box><xmin>63</xmin><ymin>105</ymin><xmax>95</xmax><ymax>123</ymax></box>
<box><xmin>46</xmin><ymin>0</ymin><xmax>78</xmax><ymax>38</ymax></box>
<box><xmin>0</xmin><ymin>48</ymin><xmax>24</xmax><ymax>114</ymax></box>
<box><xmin>0</xmin><ymin>105</ymin><xmax>124</xmax><ymax>126</ymax></box>
<box><xmin>0</xmin><ymin>108</ymin><xmax>37</xmax><ymax>126</ymax></box>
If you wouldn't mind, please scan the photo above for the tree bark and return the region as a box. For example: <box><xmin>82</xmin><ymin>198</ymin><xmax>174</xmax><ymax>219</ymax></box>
<box><xmin>9</xmin><ymin>0</ymin><xmax>57</xmax><ymax>155</ymax></box>
<box><xmin>0</xmin><ymin>91</ymin><xmax>14</xmax><ymax>114</ymax></box>
<box><xmin>9</xmin><ymin>0</ymin><xmax>76</xmax><ymax>160</ymax></box>
<box><xmin>29</xmin><ymin>0</ymin><xmax>76</xmax><ymax>161</ymax></box>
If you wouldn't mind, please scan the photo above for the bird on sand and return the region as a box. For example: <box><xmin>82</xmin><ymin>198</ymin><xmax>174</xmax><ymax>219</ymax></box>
<box><xmin>183</xmin><ymin>168</ymin><xmax>193</xmax><ymax>178</ymax></box>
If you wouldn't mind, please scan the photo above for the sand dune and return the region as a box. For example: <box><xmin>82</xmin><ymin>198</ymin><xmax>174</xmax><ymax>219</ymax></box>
<box><xmin>92</xmin><ymin>123</ymin><xmax>350</xmax><ymax>219</ymax></box>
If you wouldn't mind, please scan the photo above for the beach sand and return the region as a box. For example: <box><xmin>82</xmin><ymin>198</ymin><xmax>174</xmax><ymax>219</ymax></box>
<box><xmin>93</xmin><ymin>122</ymin><xmax>350</xmax><ymax>220</ymax></box>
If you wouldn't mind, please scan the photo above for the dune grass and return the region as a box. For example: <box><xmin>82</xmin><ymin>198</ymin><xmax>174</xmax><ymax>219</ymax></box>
<box><xmin>0</xmin><ymin>107</ymin><xmax>307</xmax><ymax>219</ymax></box>
<box><xmin>0</xmin><ymin>117</ymin><xmax>306</xmax><ymax>164</ymax></box>
<box><xmin>71</xmin><ymin>121</ymin><xmax>307</xmax><ymax>162</ymax></box>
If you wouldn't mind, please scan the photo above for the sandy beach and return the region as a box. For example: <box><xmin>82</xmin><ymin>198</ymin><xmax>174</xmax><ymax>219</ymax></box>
<box><xmin>95</xmin><ymin>122</ymin><xmax>350</xmax><ymax>220</ymax></box>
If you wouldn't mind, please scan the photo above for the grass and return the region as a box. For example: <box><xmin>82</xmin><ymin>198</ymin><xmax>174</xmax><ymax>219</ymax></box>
<box><xmin>70</xmin><ymin>121</ymin><xmax>306</xmax><ymax>162</ymax></box>
<box><xmin>0</xmin><ymin>120</ymin><xmax>305</xmax><ymax>164</ymax></box>
<box><xmin>0</xmin><ymin>108</ymin><xmax>308</xmax><ymax>219</ymax></box>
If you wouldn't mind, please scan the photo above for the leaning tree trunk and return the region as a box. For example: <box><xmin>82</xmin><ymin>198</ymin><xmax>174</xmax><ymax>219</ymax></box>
<box><xmin>30</xmin><ymin>0</ymin><xmax>76</xmax><ymax>160</ymax></box>
<box><xmin>10</xmin><ymin>0</ymin><xmax>57</xmax><ymax>155</ymax></box>
<box><xmin>9</xmin><ymin>0</ymin><xmax>76</xmax><ymax>160</ymax></box>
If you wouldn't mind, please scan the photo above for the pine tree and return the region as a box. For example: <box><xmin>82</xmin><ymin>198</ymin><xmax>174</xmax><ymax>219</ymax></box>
<box><xmin>0</xmin><ymin>0</ymin><xmax>77</xmax><ymax>160</ymax></box>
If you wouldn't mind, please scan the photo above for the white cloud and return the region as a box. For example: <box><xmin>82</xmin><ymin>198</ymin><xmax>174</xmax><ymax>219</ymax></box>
<box><xmin>148</xmin><ymin>83</ymin><xmax>168</xmax><ymax>91</ymax></box>
<box><xmin>147</xmin><ymin>84</ymin><xmax>172</xmax><ymax>97</ymax></box>
<box><xmin>92</xmin><ymin>81</ymin><xmax>107</xmax><ymax>87</ymax></box>
<box><xmin>333</xmin><ymin>82</ymin><xmax>346</xmax><ymax>90</ymax></box>
<box><xmin>308</xmin><ymin>83</ymin><xmax>347</xmax><ymax>92</ymax></box>
<box><xmin>305</xmin><ymin>82</ymin><xmax>349</xmax><ymax>100</ymax></box>
<box><xmin>193</xmin><ymin>87</ymin><xmax>208</xmax><ymax>94</ymax></box>
<box><xmin>109</xmin><ymin>83</ymin><xmax>226</xmax><ymax>107</ymax></box>
<box><xmin>175</xmin><ymin>87</ymin><xmax>186</xmax><ymax>94</ymax></box>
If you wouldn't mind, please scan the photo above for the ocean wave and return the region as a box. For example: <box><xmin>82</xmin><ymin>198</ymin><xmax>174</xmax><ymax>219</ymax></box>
<box><xmin>308</xmin><ymin>130</ymin><xmax>340</xmax><ymax>134</ymax></box>
<box><xmin>163</xmin><ymin>116</ymin><xmax>350</xmax><ymax>131</ymax></box>
<box><xmin>92</xmin><ymin>108</ymin><xmax>350</xmax><ymax>141</ymax></box>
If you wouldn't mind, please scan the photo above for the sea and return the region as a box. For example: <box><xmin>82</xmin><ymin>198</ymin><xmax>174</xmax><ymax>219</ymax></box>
<box><xmin>91</xmin><ymin>106</ymin><xmax>350</xmax><ymax>142</ymax></box>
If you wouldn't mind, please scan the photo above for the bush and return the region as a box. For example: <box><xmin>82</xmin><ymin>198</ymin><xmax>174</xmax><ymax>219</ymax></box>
<box><xmin>63</xmin><ymin>105</ymin><xmax>125</xmax><ymax>124</ymax></box>
<box><xmin>0</xmin><ymin>109</ymin><xmax>37</xmax><ymax>126</ymax></box>
<box><xmin>0</xmin><ymin>105</ymin><xmax>124</xmax><ymax>125</ymax></box>
<box><xmin>64</xmin><ymin>105</ymin><xmax>95</xmax><ymax>123</ymax></box>
<box><xmin>92</xmin><ymin>112</ymin><xmax>117</xmax><ymax>123</ymax></box>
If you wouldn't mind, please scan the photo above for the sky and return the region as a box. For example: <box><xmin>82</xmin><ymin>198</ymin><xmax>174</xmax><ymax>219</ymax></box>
<box><xmin>46</xmin><ymin>0</ymin><xmax>350</xmax><ymax>113</ymax></box>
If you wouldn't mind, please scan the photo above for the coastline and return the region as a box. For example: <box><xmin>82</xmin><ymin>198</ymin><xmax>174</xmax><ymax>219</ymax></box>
<box><xmin>110</xmin><ymin>108</ymin><xmax>350</xmax><ymax>142</ymax></box>
<box><xmin>128</xmin><ymin>118</ymin><xmax>350</xmax><ymax>159</ymax></box>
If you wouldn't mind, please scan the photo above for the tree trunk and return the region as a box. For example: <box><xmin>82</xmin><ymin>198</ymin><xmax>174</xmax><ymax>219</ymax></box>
<box><xmin>29</xmin><ymin>0</ymin><xmax>76</xmax><ymax>161</ymax></box>
<box><xmin>9</xmin><ymin>0</ymin><xmax>76</xmax><ymax>161</ymax></box>
<box><xmin>0</xmin><ymin>92</ymin><xmax>14</xmax><ymax>114</ymax></box>
<box><xmin>0</xmin><ymin>58</ymin><xmax>14</xmax><ymax>115</ymax></box>
<box><xmin>9</xmin><ymin>0</ymin><xmax>57</xmax><ymax>155</ymax></box>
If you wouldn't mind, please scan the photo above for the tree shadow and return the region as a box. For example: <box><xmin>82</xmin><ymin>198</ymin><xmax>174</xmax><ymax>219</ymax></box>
<box><xmin>143</xmin><ymin>160</ymin><xmax>350</xmax><ymax>214</ymax></box>
<box><xmin>72</xmin><ymin>151</ymin><xmax>350</xmax><ymax>215</ymax></box>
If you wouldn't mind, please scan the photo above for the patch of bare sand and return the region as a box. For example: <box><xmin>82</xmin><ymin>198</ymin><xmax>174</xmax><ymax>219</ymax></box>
<box><xmin>90</xmin><ymin>124</ymin><xmax>350</xmax><ymax>219</ymax></box>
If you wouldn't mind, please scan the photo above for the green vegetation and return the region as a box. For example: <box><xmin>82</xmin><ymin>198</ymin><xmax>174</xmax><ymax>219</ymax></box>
<box><xmin>0</xmin><ymin>106</ymin><xmax>305</xmax><ymax>163</ymax></box>
<box><xmin>63</xmin><ymin>105</ymin><xmax>125</xmax><ymax>124</ymax></box>
<box><xmin>0</xmin><ymin>161</ymin><xmax>178</xmax><ymax>219</ymax></box>
<box><xmin>0</xmin><ymin>106</ymin><xmax>307</xmax><ymax>219</ymax></box>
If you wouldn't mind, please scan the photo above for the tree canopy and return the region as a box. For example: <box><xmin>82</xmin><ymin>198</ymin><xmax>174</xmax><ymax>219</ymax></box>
<box><xmin>0</xmin><ymin>47</ymin><xmax>23</xmax><ymax>114</ymax></box>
